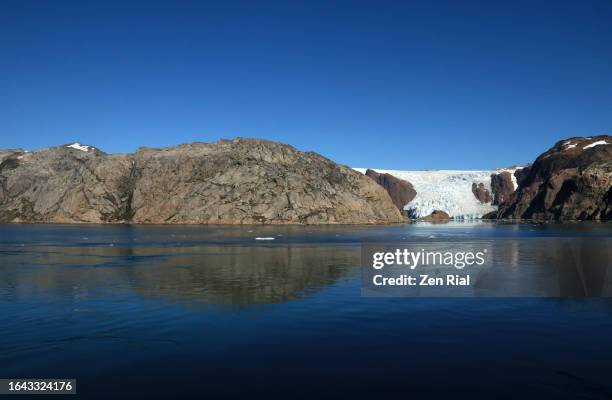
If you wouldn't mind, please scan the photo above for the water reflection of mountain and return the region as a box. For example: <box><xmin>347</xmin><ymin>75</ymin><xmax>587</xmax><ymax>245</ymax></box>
<box><xmin>1</xmin><ymin>224</ymin><xmax>610</xmax><ymax>303</ymax></box>
<box><xmin>0</xmin><ymin>244</ymin><xmax>360</xmax><ymax>305</ymax></box>
<box><xmin>131</xmin><ymin>245</ymin><xmax>359</xmax><ymax>304</ymax></box>
<box><xmin>475</xmin><ymin>238</ymin><xmax>611</xmax><ymax>296</ymax></box>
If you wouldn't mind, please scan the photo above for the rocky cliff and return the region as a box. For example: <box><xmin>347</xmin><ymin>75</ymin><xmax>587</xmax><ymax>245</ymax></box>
<box><xmin>492</xmin><ymin>136</ymin><xmax>611</xmax><ymax>220</ymax></box>
<box><xmin>514</xmin><ymin>165</ymin><xmax>531</xmax><ymax>187</ymax></box>
<box><xmin>365</xmin><ymin>169</ymin><xmax>416</xmax><ymax>213</ymax></box>
<box><xmin>471</xmin><ymin>182</ymin><xmax>491</xmax><ymax>203</ymax></box>
<box><xmin>0</xmin><ymin>139</ymin><xmax>404</xmax><ymax>224</ymax></box>
<box><xmin>490</xmin><ymin>171</ymin><xmax>514</xmax><ymax>205</ymax></box>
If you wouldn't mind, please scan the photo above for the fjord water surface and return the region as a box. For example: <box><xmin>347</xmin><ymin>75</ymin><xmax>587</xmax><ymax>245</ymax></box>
<box><xmin>1</xmin><ymin>222</ymin><xmax>611</xmax><ymax>399</ymax></box>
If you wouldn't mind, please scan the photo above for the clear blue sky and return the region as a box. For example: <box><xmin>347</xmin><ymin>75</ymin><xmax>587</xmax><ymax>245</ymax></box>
<box><xmin>1</xmin><ymin>0</ymin><xmax>611</xmax><ymax>169</ymax></box>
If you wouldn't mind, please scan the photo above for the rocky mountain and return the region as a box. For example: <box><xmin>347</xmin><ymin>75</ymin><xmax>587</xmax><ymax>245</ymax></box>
<box><xmin>364</xmin><ymin>169</ymin><xmax>416</xmax><ymax>213</ymax></box>
<box><xmin>491</xmin><ymin>135</ymin><xmax>611</xmax><ymax>220</ymax></box>
<box><xmin>0</xmin><ymin>139</ymin><xmax>404</xmax><ymax>224</ymax></box>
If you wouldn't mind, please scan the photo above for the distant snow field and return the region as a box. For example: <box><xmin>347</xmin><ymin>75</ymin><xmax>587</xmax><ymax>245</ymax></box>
<box><xmin>354</xmin><ymin>168</ymin><xmax>500</xmax><ymax>219</ymax></box>
<box><xmin>65</xmin><ymin>142</ymin><xmax>92</xmax><ymax>152</ymax></box>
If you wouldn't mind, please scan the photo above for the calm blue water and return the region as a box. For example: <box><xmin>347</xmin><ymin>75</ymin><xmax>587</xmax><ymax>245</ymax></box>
<box><xmin>1</xmin><ymin>222</ymin><xmax>611</xmax><ymax>399</ymax></box>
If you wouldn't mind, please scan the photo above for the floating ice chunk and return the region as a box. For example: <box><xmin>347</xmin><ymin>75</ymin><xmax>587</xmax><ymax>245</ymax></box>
<box><xmin>583</xmin><ymin>140</ymin><xmax>609</xmax><ymax>149</ymax></box>
<box><xmin>66</xmin><ymin>142</ymin><xmax>91</xmax><ymax>152</ymax></box>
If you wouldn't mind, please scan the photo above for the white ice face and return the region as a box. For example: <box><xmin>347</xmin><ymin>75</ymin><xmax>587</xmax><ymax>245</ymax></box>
<box><xmin>65</xmin><ymin>142</ymin><xmax>91</xmax><ymax>152</ymax></box>
<box><xmin>354</xmin><ymin>168</ymin><xmax>516</xmax><ymax>219</ymax></box>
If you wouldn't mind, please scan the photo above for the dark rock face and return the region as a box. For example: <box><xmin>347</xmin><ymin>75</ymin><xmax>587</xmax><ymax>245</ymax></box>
<box><xmin>0</xmin><ymin>139</ymin><xmax>404</xmax><ymax>224</ymax></box>
<box><xmin>494</xmin><ymin>135</ymin><xmax>612</xmax><ymax>220</ymax></box>
<box><xmin>419</xmin><ymin>210</ymin><xmax>450</xmax><ymax>222</ymax></box>
<box><xmin>471</xmin><ymin>182</ymin><xmax>491</xmax><ymax>203</ymax></box>
<box><xmin>514</xmin><ymin>165</ymin><xmax>531</xmax><ymax>187</ymax></box>
<box><xmin>365</xmin><ymin>169</ymin><xmax>416</xmax><ymax>213</ymax></box>
<box><xmin>481</xmin><ymin>210</ymin><xmax>497</xmax><ymax>219</ymax></box>
<box><xmin>490</xmin><ymin>171</ymin><xmax>514</xmax><ymax>205</ymax></box>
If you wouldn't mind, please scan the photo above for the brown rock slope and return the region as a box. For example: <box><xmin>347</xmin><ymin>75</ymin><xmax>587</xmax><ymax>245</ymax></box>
<box><xmin>0</xmin><ymin>139</ymin><xmax>404</xmax><ymax>224</ymax></box>
<box><xmin>471</xmin><ymin>182</ymin><xmax>491</xmax><ymax>203</ymax></box>
<box><xmin>365</xmin><ymin>169</ymin><xmax>416</xmax><ymax>213</ymax></box>
<box><xmin>493</xmin><ymin>135</ymin><xmax>611</xmax><ymax>220</ymax></box>
<box><xmin>490</xmin><ymin>171</ymin><xmax>514</xmax><ymax>205</ymax></box>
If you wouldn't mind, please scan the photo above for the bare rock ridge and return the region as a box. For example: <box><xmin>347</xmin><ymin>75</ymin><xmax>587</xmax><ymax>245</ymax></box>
<box><xmin>0</xmin><ymin>139</ymin><xmax>404</xmax><ymax>224</ymax></box>
<box><xmin>489</xmin><ymin>135</ymin><xmax>611</xmax><ymax>220</ymax></box>
<box><xmin>365</xmin><ymin>169</ymin><xmax>416</xmax><ymax>214</ymax></box>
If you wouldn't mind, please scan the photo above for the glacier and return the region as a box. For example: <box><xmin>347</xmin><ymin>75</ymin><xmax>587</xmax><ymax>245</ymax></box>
<box><xmin>354</xmin><ymin>168</ymin><xmax>502</xmax><ymax>220</ymax></box>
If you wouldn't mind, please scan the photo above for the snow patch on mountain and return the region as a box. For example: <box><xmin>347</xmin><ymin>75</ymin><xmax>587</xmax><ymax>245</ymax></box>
<box><xmin>355</xmin><ymin>168</ymin><xmax>498</xmax><ymax>219</ymax></box>
<box><xmin>65</xmin><ymin>142</ymin><xmax>92</xmax><ymax>152</ymax></box>
<box><xmin>583</xmin><ymin>140</ymin><xmax>608</xmax><ymax>149</ymax></box>
<box><xmin>563</xmin><ymin>141</ymin><xmax>577</xmax><ymax>150</ymax></box>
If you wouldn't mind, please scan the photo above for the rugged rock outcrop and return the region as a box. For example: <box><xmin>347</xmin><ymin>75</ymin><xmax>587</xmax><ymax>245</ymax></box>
<box><xmin>365</xmin><ymin>169</ymin><xmax>416</xmax><ymax>213</ymax></box>
<box><xmin>514</xmin><ymin>165</ymin><xmax>531</xmax><ymax>187</ymax></box>
<box><xmin>492</xmin><ymin>135</ymin><xmax>611</xmax><ymax>220</ymax></box>
<box><xmin>490</xmin><ymin>171</ymin><xmax>514</xmax><ymax>205</ymax></box>
<box><xmin>419</xmin><ymin>210</ymin><xmax>450</xmax><ymax>222</ymax></box>
<box><xmin>0</xmin><ymin>138</ymin><xmax>404</xmax><ymax>224</ymax></box>
<box><xmin>471</xmin><ymin>182</ymin><xmax>491</xmax><ymax>203</ymax></box>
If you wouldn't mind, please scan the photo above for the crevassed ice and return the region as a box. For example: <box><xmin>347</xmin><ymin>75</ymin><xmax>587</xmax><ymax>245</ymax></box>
<box><xmin>354</xmin><ymin>168</ymin><xmax>499</xmax><ymax>219</ymax></box>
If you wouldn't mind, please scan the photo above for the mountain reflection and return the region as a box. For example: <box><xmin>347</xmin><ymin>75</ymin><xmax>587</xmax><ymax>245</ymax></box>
<box><xmin>1</xmin><ymin>224</ymin><xmax>610</xmax><ymax>303</ymax></box>
<box><xmin>0</xmin><ymin>244</ymin><xmax>359</xmax><ymax>305</ymax></box>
